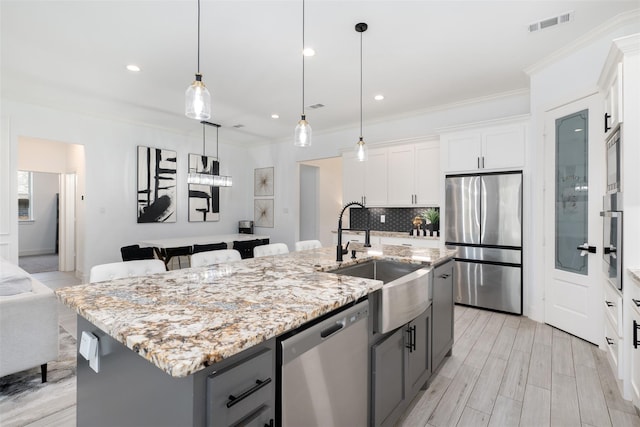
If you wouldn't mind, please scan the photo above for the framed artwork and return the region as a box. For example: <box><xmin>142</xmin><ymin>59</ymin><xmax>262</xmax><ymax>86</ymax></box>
<box><xmin>188</xmin><ymin>153</ymin><xmax>220</xmax><ymax>222</ymax></box>
<box><xmin>254</xmin><ymin>199</ymin><xmax>274</xmax><ymax>228</ymax></box>
<box><xmin>137</xmin><ymin>146</ymin><xmax>177</xmax><ymax>223</ymax></box>
<box><xmin>254</xmin><ymin>167</ymin><xmax>274</xmax><ymax>196</ymax></box>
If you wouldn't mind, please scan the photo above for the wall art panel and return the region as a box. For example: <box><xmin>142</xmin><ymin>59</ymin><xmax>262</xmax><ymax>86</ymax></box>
<box><xmin>137</xmin><ymin>146</ymin><xmax>177</xmax><ymax>223</ymax></box>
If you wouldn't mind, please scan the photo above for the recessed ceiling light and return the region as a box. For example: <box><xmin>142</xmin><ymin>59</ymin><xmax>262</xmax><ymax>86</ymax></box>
<box><xmin>126</xmin><ymin>64</ymin><xmax>141</xmax><ymax>72</ymax></box>
<box><xmin>271</xmin><ymin>114</ymin><xmax>279</xmax><ymax>119</ymax></box>
<box><xmin>302</xmin><ymin>47</ymin><xmax>316</xmax><ymax>57</ymax></box>
<box><xmin>374</xmin><ymin>94</ymin><xmax>384</xmax><ymax>101</ymax></box>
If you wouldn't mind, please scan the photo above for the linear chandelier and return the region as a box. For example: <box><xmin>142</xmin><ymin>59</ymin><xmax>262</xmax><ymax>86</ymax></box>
<box><xmin>187</xmin><ymin>121</ymin><xmax>232</xmax><ymax>187</ymax></box>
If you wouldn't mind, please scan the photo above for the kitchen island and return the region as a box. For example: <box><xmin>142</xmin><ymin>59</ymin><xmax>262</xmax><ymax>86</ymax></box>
<box><xmin>56</xmin><ymin>244</ymin><xmax>456</xmax><ymax>426</ymax></box>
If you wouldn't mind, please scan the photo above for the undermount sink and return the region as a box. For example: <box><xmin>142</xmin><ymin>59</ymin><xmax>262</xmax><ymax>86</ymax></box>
<box><xmin>329</xmin><ymin>259</ymin><xmax>433</xmax><ymax>333</ymax></box>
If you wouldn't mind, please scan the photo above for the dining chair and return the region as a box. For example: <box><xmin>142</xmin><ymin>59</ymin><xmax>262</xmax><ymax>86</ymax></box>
<box><xmin>233</xmin><ymin>239</ymin><xmax>264</xmax><ymax>259</ymax></box>
<box><xmin>191</xmin><ymin>250</ymin><xmax>242</xmax><ymax>267</ymax></box>
<box><xmin>120</xmin><ymin>244</ymin><xmax>155</xmax><ymax>261</ymax></box>
<box><xmin>253</xmin><ymin>243</ymin><xmax>289</xmax><ymax>258</ymax></box>
<box><xmin>162</xmin><ymin>246</ymin><xmax>192</xmax><ymax>269</ymax></box>
<box><xmin>192</xmin><ymin>242</ymin><xmax>228</xmax><ymax>254</ymax></box>
<box><xmin>89</xmin><ymin>259</ymin><xmax>166</xmax><ymax>283</ymax></box>
<box><xmin>294</xmin><ymin>240</ymin><xmax>322</xmax><ymax>251</ymax></box>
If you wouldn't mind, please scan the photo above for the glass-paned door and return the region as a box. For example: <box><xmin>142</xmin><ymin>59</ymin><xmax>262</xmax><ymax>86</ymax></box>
<box><xmin>555</xmin><ymin>110</ymin><xmax>588</xmax><ymax>275</ymax></box>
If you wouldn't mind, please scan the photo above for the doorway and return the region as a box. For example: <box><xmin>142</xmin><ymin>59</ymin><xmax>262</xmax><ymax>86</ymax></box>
<box><xmin>543</xmin><ymin>94</ymin><xmax>604</xmax><ymax>345</ymax></box>
<box><xmin>298</xmin><ymin>157</ymin><xmax>343</xmax><ymax>247</ymax></box>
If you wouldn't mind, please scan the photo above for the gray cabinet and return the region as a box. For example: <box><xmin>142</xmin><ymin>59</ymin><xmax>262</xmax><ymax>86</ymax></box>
<box><xmin>432</xmin><ymin>261</ymin><xmax>454</xmax><ymax>372</ymax></box>
<box><xmin>206</xmin><ymin>347</ymin><xmax>274</xmax><ymax>427</ymax></box>
<box><xmin>408</xmin><ymin>308</ymin><xmax>431</xmax><ymax>397</ymax></box>
<box><xmin>371</xmin><ymin>308</ymin><xmax>431</xmax><ymax>427</ymax></box>
<box><xmin>372</xmin><ymin>327</ymin><xmax>406</xmax><ymax>427</ymax></box>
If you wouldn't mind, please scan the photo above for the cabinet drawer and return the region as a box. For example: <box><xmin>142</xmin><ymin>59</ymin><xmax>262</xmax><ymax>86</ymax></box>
<box><xmin>603</xmin><ymin>281</ymin><xmax>623</xmax><ymax>336</ymax></box>
<box><xmin>604</xmin><ymin>316</ymin><xmax>623</xmax><ymax>380</ymax></box>
<box><xmin>207</xmin><ymin>348</ymin><xmax>274</xmax><ymax>427</ymax></box>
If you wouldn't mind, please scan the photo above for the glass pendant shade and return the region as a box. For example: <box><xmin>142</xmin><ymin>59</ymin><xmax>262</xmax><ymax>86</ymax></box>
<box><xmin>185</xmin><ymin>73</ymin><xmax>211</xmax><ymax>120</ymax></box>
<box><xmin>294</xmin><ymin>115</ymin><xmax>312</xmax><ymax>147</ymax></box>
<box><xmin>355</xmin><ymin>137</ymin><xmax>368</xmax><ymax>162</ymax></box>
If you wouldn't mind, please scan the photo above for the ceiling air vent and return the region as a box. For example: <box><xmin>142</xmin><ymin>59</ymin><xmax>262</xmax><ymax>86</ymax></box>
<box><xmin>528</xmin><ymin>11</ymin><xmax>573</xmax><ymax>33</ymax></box>
<box><xmin>307</xmin><ymin>103</ymin><xmax>325</xmax><ymax>110</ymax></box>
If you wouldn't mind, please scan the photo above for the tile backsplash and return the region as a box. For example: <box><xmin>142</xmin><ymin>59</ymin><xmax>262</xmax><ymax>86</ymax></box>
<box><xmin>350</xmin><ymin>207</ymin><xmax>440</xmax><ymax>233</ymax></box>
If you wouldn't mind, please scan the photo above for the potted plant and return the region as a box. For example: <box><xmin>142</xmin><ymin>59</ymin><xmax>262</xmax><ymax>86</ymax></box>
<box><xmin>421</xmin><ymin>208</ymin><xmax>440</xmax><ymax>236</ymax></box>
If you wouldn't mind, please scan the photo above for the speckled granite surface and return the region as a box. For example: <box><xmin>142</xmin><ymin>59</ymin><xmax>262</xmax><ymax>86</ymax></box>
<box><xmin>630</xmin><ymin>268</ymin><xmax>640</xmax><ymax>285</ymax></box>
<box><xmin>55</xmin><ymin>245</ymin><xmax>455</xmax><ymax>377</ymax></box>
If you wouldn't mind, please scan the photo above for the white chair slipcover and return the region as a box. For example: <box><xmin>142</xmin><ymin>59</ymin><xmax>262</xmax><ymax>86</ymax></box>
<box><xmin>253</xmin><ymin>243</ymin><xmax>289</xmax><ymax>258</ymax></box>
<box><xmin>294</xmin><ymin>240</ymin><xmax>322</xmax><ymax>251</ymax></box>
<box><xmin>190</xmin><ymin>249</ymin><xmax>242</xmax><ymax>267</ymax></box>
<box><xmin>89</xmin><ymin>259</ymin><xmax>166</xmax><ymax>282</ymax></box>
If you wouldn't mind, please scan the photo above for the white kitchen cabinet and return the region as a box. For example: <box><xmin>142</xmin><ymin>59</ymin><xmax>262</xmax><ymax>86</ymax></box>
<box><xmin>630</xmin><ymin>303</ymin><xmax>640</xmax><ymax>407</ymax></box>
<box><xmin>379</xmin><ymin>236</ymin><xmax>440</xmax><ymax>249</ymax></box>
<box><xmin>342</xmin><ymin>147</ymin><xmax>387</xmax><ymax>206</ymax></box>
<box><xmin>602</xmin><ymin>61</ymin><xmax>623</xmax><ymax>134</ymax></box>
<box><xmin>387</xmin><ymin>141</ymin><xmax>440</xmax><ymax>206</ymax></box>
<box><xmin>441</xmin><ymin>117</ymin><xmax>528</xmax><ymax>173</ymax></box>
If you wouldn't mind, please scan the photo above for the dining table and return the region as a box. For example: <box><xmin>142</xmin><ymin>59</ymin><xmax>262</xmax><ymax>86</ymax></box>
<box><xmin>139</xmin><ymin>233</ymin><xmax>270</xmax><ymax>267</ymax></box>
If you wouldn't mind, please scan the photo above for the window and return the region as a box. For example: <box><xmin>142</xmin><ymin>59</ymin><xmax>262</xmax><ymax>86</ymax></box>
<box><xmin>17</xmin><ymin>170</ymin><xmax>33</xmax><ymax>221</ymax></box>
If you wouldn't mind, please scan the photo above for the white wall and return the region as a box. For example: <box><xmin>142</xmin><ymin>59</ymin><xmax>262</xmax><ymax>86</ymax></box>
<box><xmin>526</xmin><ymin>22</ymin><xmax>640</xmax><ymax>321</ymax></box>
<box><xmin>3</xmin><ymin>101</ymin><xmax>255</xmax><ymax>280</ymax></box>
<box><xmin>18</xmin><ymin>172</ymin><xmax>58</xmax><ymax>256</ymax></box>
<box><xmin>301</xmin><ymin>157</ymin><xmax>343</xmax><ymax>247</ymax></box>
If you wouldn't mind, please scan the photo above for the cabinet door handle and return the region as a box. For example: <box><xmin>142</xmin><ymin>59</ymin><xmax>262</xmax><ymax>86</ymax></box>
<box><xmin>605</xmin><ymin>337</ymin><xmax>614</xmax><ymax>346</ymax></box>
<box><xmin>265</xmin><ymin>419</ymin><xmax>274</xmax><ymax>427</ymax></box>
<box><xmin>411</xmin><ymin>325</ymin><xmax>417</xmax><ymax>351</ymax></box>
<box><xmin>604</xmin><ymin>112</ymin><xmax>611</xmax><ymax>132</ymax></box>
<box><xmin>632</xmin><ymin>299</ymin><xmax>640</xmax><ymax>308</ymax></box>
<box><xmin>405</xmin><ymin>326</ymin><xmax>413</xmax><ymax>352</ymax></box>
<box><xmin>605</xmin><ymin>301</ymin><xmax>614</xmax><ymax>307</ymax></box>
<box><xmin>482</xmin><ymin>157</ymin><xmax>485</xmax><ymax>168</ymax></box>
<box><xmin>226</xmin><ymin>378</ymin><xmax>272</xmax><ymax>408</ymax></box>
<box><xmin>634</xmin><ymin>320</ymin><xmax>640</xmax><ymax>349</ymax></box>
<box><xmin>477</xmin><ymin>157</ymin><xmax>480</xmax><ymax>169</ymax></box>
<box><xmin>439</xmin><ymin>273</ymin><xmax>450</xmax><ymax>279</ymax></box>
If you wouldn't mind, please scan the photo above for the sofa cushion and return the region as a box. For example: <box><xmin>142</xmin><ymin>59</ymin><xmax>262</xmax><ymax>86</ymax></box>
<box><xmin>0</xmin><ymin>258</ymin><xmax>33</xmax><ymax>296</ymax></box>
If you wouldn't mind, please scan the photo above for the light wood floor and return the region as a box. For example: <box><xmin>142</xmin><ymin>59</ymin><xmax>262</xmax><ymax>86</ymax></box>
<box><xmin>397</xmin><ymin>305</ymin><xmax>640</xmax><ymax>427</ymax></box>
<box><xmin>17</xmin><ymin>274</ymin><xmax>640</xmax><ymax>426</ymax></box>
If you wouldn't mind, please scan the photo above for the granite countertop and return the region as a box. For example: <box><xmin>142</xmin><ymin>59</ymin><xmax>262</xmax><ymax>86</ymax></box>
<box><xmin>55</xmin><ymin>245</ymin><xmax>456</xmax><ymax>378</ymax></box>
<box><xmin>630</xmin><ymin>268</ymin><xmax>640</xmax><ymax>285</ymax></box>
<box><xmin>333</xmin><ymin>229</ymin><xmax>440</xmax><ymax>240</ymax></box>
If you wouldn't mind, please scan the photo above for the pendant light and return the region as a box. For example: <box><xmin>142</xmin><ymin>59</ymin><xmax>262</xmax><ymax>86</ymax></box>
<box><xmin>188</xmin><ymin>122</ymin><xmax>232</xmax><ymax>187</ymax></box>
<box><xmin>294</xmin><ymin>0</ymin><xmax>312</xmax><ymax>147</ymax></box>
<box><xmin>185</xmin><ymin>0</ymin><xmax>211</xmax><ymax>120</ymax></box>
<box><xmin>355</xmin><ymin>22</ymin><xmax>368</xmax><ymax>162</ymax></box>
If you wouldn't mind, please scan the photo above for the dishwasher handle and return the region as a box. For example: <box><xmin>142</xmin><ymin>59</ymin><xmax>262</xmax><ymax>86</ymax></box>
<box><xmin>321</xmin><ymin>321</ymin><xmax>344</xmax><ymax>338</ymax></box>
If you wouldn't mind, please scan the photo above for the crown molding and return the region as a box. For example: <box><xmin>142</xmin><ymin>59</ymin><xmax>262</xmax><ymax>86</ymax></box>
<box><xmin>525</xmin><ymin>8</ymin><xmax>640</xmax><ymax>76</ymax></box>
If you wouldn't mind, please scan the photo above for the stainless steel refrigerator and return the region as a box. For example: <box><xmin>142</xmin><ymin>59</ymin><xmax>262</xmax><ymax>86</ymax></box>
<box><xmin>445</xmin><ymin>171</ymin><xmax>523</xmax><ymax>314</ymax></box>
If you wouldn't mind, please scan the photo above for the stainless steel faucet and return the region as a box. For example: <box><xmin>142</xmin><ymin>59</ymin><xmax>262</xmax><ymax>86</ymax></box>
<box><xmin>337</xmin><ymin>201</ymin><xmax>371</xmax><ymax>262</ymax></box>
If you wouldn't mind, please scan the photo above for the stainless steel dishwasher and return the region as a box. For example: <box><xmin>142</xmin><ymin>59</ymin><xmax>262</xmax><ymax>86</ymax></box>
<box><xmin>281</xmin><ymin>300</ymin><xmax>369</xmax><ymax>427</ymax></box>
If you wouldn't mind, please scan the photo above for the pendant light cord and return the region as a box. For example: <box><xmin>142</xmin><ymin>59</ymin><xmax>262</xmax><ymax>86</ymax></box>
<box><xmin>197</xmin><ymin>0</ymin><xmax>201</xmax><ymax>73</ymax></box>
<box><xmin>301</xmin><ymin>0</ymin><xmax>305</xmax><ymax>115</ymax></box>
<box><xmin>360</xmin><ymin>30</ymin><xmax>363</xmax><ymax>138</ymax></box>
<box><xmin>216</xmin><ymin>126</ymin><xmax>219</xmax><ymax>160</ymax></box>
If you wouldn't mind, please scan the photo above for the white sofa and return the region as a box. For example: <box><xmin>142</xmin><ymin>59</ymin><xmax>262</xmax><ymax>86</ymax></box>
<box><xmin>0</xmin><ymin>259</ymin><xmax>59</xmax><ymax>382</ymax></box>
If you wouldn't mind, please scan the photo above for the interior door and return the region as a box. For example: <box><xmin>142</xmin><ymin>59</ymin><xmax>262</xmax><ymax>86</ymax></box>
<box><xmin>544</xmin><ymin>94</ymin><xmax>603</xmax><ymax>345</ymax></box>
